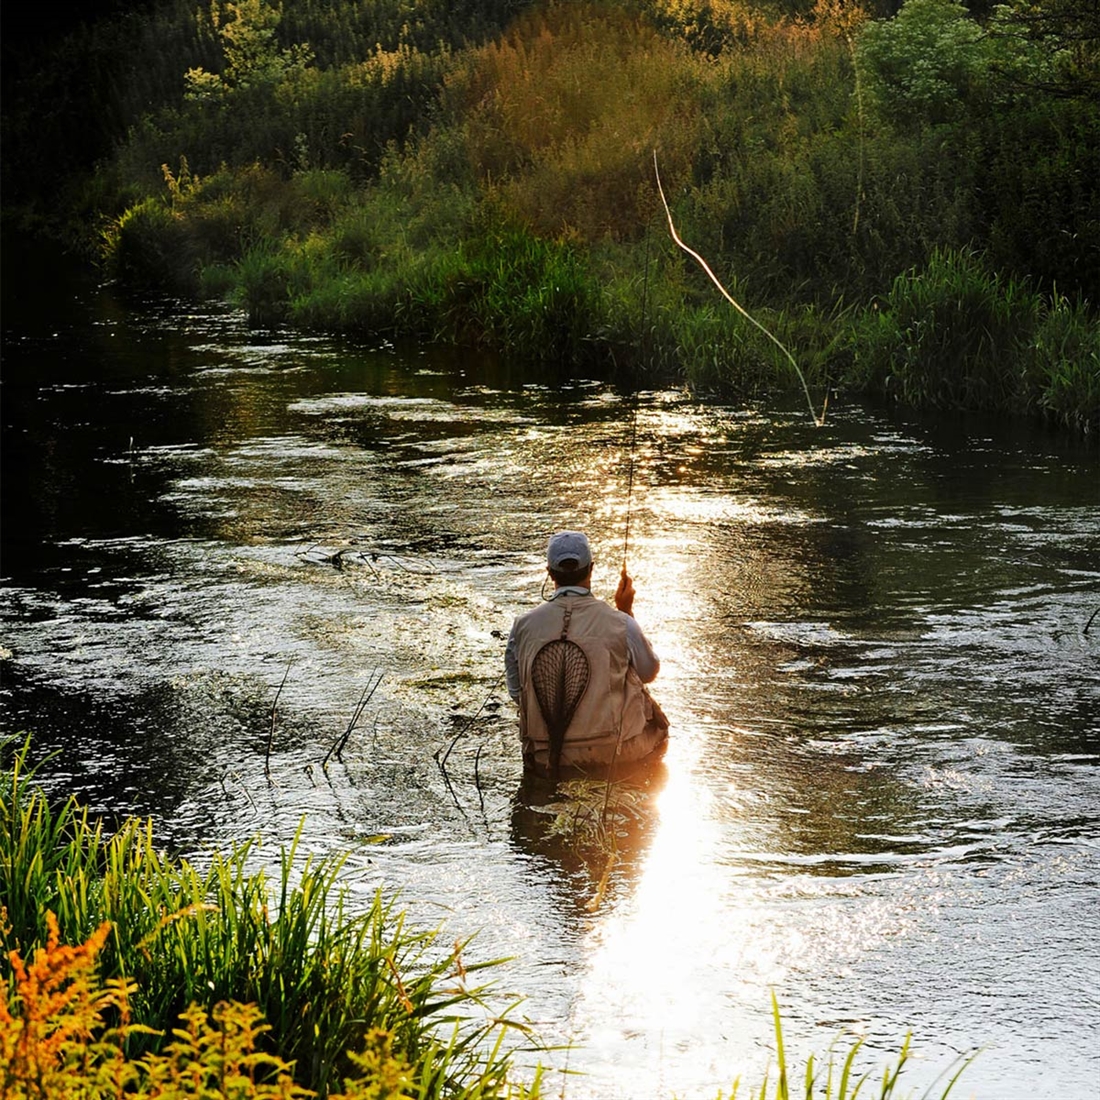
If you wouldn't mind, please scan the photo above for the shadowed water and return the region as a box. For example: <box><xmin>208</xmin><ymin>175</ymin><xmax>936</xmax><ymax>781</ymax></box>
<box><xmin>2</xmin><ymin>251</ymin><xmax>1098</xmax><ymax>1099</ymax></box>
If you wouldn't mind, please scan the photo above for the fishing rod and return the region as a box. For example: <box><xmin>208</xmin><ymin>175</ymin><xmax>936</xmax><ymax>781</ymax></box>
<box><xmin>605</xmin><ymin>236</ymin><xmax>649</xmax><ymax>815</ymax></box>
<box><xmin>622</xmin><ymin>399</ymin><xmax>639</xmax><ymax>574</ymax></box>
<box><xmin>622</xmin><ymin>225</ymin><xmax>650</xmax><ymax>574</ymax></box>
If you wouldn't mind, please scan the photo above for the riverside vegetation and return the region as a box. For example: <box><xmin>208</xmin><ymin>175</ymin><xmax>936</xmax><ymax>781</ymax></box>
<box><xmin>2</xmin><ymin>738</ymin><xmax>973</xmax><ymax>1098</ymax></box>
<box><xmin>3</xmin><ymin>0</ymin><xmax>1097</xmax><ymax>432</ymax></box>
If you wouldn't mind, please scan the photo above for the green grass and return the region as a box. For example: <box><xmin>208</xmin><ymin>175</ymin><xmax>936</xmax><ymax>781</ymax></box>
<box><xmin>0</xmin><ymin>737</ymin><xmax>535</xmax><ymax>1097</ymax></box>
<box><xmin>848</xmin><ymin>246</ymin><xmax>1036</xmax><ymax>409</ymax></box>
<box><xmin>844</xmin><ymin>247</ymin><xmax>1100</xmax><ymax>434</ymax></box>
<box><xmin>1029</xmin><ymin>294</ymin><xmax>1100</xmax><ymax>435</ymax></box>
<box><xmin>102</xmin><ymin>167</ymin><xmax>1099</xmax><ymax>430</ymax></box>
<box><xmin>716</xmin><ymin>993</ymin><xmax>974</xmax><ymax>1100</ymax></box>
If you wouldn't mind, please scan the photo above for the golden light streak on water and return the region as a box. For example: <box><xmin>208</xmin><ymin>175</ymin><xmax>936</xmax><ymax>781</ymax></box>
<box><xmin>539</xmin><ymin>498</ymin><xmax>785</xmax><ymax>1094</ymax></box>
<box><xmin>550</xmin><ymin>477</ymin><xmax>922</xmax><ymax>1095</ymax></box>
<box><xmin>558</xmin><ymin>722</ymin><xmax>800</xmax><ymax>1095</ymax></box>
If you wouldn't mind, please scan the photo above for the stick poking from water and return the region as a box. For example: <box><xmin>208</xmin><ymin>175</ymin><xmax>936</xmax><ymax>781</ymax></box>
<box><xmin>436</xmin><ymin>673</ymin><xmax>505</xmax><ymax>771</ymax></box>
<box><xmin>652</xmin><ymin>150</ymin><xmax>825</xmax><ymax>426</ymax></box>
<box><xmin>324</xmin><ymin>669</ymin><xmax>384</xmax><ymax>768</ymax></box>
<box><xmin>265</xmin><ymin>661</ymin><xmax>293</xmax><ymax>778</ymax></box>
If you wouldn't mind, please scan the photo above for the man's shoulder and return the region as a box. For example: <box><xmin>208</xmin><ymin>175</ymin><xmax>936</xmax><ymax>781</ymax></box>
<box><xmin>513</xmin><ymin>592</ymin><xmax>603</xmax><ymax>627</ymax></box>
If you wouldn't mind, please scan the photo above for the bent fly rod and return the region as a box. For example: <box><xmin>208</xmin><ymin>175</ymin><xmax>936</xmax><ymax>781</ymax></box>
<box><xmin>652</xmin><ymin>150</ymin><xmax>826</xmax><ymax>427</ymax></box>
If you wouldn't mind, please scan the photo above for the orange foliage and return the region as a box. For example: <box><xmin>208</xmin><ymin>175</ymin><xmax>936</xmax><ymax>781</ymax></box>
<box><xmin>440</xmin><ymin>1</ymin><xmax>703</xmax><ymax>240</ymax></box>
<box><xmin>431</xmin><ymin>0</ymin><xmax>864</xmax><ymax>243</ymax></box>
<box><xmin>0</xmin><ymin>911</ymin><xmax>133</xmax><ymax>1097</ymax></box>
<box><xmin>0</xmin><ymin>914</ymin><xmax>407</xmax><ymax>1099</ymax></box>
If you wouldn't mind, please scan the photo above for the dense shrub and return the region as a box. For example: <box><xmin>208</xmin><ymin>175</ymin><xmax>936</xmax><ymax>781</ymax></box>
<box><xmin>845</xmin><ymin>247</ymin><xmax>1099</xmax><ymax>434</ymax></box>
<box><xmin>849</xmin><ymin>248</ymin><xmax>1035</xmax><ymax>408</ymax></box>
<box><xmin>1029</xmin><ymin>297</ymin><xmax>1100</xmax><ymax>435</ymax></box>
<box><xmin>106</xmin><ymin>198</ymin><xmax>201</xmax><ymax>293</ymax></box>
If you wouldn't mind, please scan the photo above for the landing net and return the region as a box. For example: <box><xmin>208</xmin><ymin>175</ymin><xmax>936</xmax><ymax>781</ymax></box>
<box><xmin>531</xmin><ymin>639</ymin><xmax>590</xmax><ymax>781</ymax></box>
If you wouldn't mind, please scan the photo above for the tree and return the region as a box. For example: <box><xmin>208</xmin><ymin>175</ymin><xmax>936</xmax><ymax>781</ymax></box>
<box><xmin>185</xmin><ymin>0</ymin><xmax>313</xmax><ymax>102</ymax></box>
<box><xmin>857</xmin><ymin>0</ymin><xmax>989</xmax><ymax>125</ymax></box>
<box><xmin>986</xmin><ymin>0</ymin><xmax>1100</xmax><ymax>98</ymax></box>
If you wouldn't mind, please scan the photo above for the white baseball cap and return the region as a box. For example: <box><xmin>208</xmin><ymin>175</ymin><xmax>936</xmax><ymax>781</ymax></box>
<box><xmin>547</xmin><ymin>531</ymin><xmax>592</xmax><ymax>571</ymax></box>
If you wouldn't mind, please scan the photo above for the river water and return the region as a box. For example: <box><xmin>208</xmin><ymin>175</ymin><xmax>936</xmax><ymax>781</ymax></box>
<box><xmin>2</xmin><ymin>251</ymin><xmax>1099</xmax><ymax>1099</ymax></box>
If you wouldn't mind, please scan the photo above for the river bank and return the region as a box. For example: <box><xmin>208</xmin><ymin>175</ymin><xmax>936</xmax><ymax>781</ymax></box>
<box><xmin>4</xmin><ymin>1</ymin><xmax>1098</xmax><ymax>436</ymax></box>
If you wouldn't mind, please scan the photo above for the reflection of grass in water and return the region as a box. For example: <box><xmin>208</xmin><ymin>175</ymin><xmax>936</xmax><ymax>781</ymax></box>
<box><xmin>544</xmin><ymin>779</ymin><xmax>646</xmax><ymax>848</ymax></box>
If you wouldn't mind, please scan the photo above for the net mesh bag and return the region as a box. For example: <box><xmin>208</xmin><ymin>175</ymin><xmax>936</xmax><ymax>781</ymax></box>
<box><xmin>531</xmin><ymin>638</ymin><xmax>590</xmax><ymax>781</ymax></box>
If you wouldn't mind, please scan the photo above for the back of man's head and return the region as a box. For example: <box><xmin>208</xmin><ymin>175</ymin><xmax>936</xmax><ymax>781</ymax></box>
<box><xmin>547</xmin><ymin>531</ymin><xmax>593</xmax><ymax>587</ymax></box>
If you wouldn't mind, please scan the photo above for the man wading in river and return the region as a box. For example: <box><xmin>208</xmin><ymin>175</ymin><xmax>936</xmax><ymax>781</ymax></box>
<box><xmin>505</xmin><ymin>531</ymin><xmax>669</xmax><ymax>780</ymax></box>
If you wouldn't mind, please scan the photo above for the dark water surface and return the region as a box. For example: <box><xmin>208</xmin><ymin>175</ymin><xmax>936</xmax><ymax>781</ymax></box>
<box><xmin>3</xmin><ymin>253</ymin><xmax>1099</xmax><ymax>1098</ymax></box>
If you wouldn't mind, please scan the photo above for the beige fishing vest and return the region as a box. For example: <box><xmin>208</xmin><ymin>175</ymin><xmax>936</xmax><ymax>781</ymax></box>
<box><xmin>512</xmin><ymin>594</ymin><xmax>663</xmax><ymax>770</ymax></box>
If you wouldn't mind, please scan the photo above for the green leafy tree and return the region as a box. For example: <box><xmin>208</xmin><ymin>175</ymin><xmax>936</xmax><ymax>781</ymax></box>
<box><xmin>185</xmin><ymin>0</ymin><xmax>313</xmax><ymax>101</ymax></box>
<box><xmin>986</xmin><ymin>0</ymin><xmax>1100</xmax><ymax>98</ymax></box>
<box><xmin>857</xmin><ymin>0</ymin><xmax>989</xmax><ymax>124</ymax></box>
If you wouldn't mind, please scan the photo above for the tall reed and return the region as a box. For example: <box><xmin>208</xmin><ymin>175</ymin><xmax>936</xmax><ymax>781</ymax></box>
<box><xmin>1029</xmin><ymin>294</ymin><xmax>1100</xmax><ymax>435</ymax></box>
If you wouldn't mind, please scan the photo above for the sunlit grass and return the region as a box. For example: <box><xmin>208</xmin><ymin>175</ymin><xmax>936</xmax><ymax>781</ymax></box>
<box><xmin>86</xmin><ymin>0</ymin><xmax>1096</xmax><ymax>431</ymax></box>
<box><xmin>718</xmin><ymin>994</ymin><xmax>974</xmax><ymax>1100</ymax></box>
<box><xmin>3</xmin><ymin>736</ymin><xmax>976</xmax><ymax>1099</ymax></box>
<box><xmin>0</xmin><ymin>737</ymin><xmax>536</xmax><ymax>1097</ymax></box>
<box><xmin>0</xmin><ymin>909</ymin><xmax>540</xmax><ymax>1099</ymax></box>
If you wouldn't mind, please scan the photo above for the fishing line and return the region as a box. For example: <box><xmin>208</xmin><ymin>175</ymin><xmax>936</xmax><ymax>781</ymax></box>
<box><xmin>640</xmin><ymin>221</ymin><xmax>652</xmax><ymax>371</ymax></box>
<box><xmin>622</xmin><ymin>399</ymin><xmax>639</xmax><ymax>573</ymax></box>
<box><xmin>653</xmin><ymin>150</ymin><xmax>825</xmax><ymax>427</ymax></box>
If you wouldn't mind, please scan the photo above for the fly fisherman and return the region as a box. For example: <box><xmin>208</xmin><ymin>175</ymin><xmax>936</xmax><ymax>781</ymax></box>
<box><xmin>505</xmin><ymin>531</ymin><xmax>668</xmax><ymax>779</ymax></box>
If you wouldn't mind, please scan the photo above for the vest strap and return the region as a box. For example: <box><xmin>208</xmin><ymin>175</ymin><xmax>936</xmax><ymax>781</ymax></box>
<box><xmin>560</xmin><ymin>607</ymin><xmax>572</xmax><ymax>640</ymax></box>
